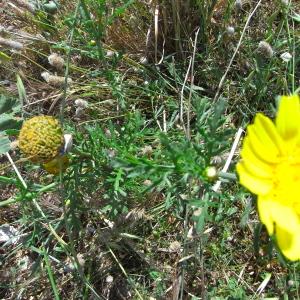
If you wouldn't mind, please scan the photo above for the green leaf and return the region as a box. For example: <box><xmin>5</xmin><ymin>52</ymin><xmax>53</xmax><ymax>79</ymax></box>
<box><xmin>0</xmin><ymin>134</ymin><xmax>11</xmax><ymax>155</ymax></box>
<box><xmin>16</xmin><ymin>74</ymin><xmax>27</xmax><ymax>106</ymax></box>
<box><xmin>0</xmin><ymin>51</ymin><xmax>11</xmax><ymax>62</ymax></box>
<box><xmin>292</xmin><ymin>13</ymin><xmax>300</xmax><ymax>22</ymax></box>
<box><xmin>0</xmin><ymin>94</ymin><xmax>22</xmax><ymax>133</ymax></box>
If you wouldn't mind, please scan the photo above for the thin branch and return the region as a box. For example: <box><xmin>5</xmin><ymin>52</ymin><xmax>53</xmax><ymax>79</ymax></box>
<box><xmin>212</xmin><ymin>127</ymin><xmax>244</xmax><ymax>192</ymax></box>
<box><xmin>213</xmin><ymin>0</ymin><xmax>263</xmax><ymax>102</ymax></box>
<box><xmin>186</xmin><ymin>27</ymin><xmax>200</xmax><ymax>140</ymax></box>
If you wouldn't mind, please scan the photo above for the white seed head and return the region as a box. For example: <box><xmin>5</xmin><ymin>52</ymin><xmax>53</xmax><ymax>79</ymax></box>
<box><xmin>41</xmin><ymin>71</ymin><xmax>50</xmax><ymax>82</ymax></box>
<box><xmin>41</xmin><ymin>72</ymin><xmax>72</xmax><ymax>87</ymax></box>
<box><xmin>257</xmin><ymin>41</ymin><xmax>274</xmax><ymax>59</ymax></box>
<box><xmin>280</xmin><ymin>52</ymin><xmax>292</xmax><ymax>63</ymax></box>
<box><xmin>226</xmin><ymin>26</ymin><xmax>235</xmax><ymax>36</ymax></box>
<box><xmin>74</xmin><ymin>99</ymin><xmax>88</xmax><ymax>108</ymax></box>
<box><xmin>48</xmin><ymin>53</ymin><xmax>65</xmax><ymax>70</ymax></box>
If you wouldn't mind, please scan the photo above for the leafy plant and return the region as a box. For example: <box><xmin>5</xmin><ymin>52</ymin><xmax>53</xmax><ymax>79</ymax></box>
<box><xmin>0</xmin><ymin>94</ymin><xmax>22</xmax><ymax>155</ymax></box>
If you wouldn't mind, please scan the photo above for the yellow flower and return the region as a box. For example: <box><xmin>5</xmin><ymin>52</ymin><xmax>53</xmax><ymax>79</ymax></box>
<box><xmin>236</xmin><ymin>94</ymin><xmax>300</xmax><ymax>261</ymax></box>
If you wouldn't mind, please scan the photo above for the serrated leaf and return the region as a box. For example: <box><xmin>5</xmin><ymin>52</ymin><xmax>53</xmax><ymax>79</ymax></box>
<box><xmin>0</xmin><ymin>134</ymin><xmax>11</xmax><ymax>155</ymax></box>
<box><xmin>0</xmin><ymin>94</ymin><xmax>20</xmax><ymax>115</ymax></box>
<box><xmin>0</xmin><ymin>94</ymin><xmax>22</xmax><ymax>133</ymax></box>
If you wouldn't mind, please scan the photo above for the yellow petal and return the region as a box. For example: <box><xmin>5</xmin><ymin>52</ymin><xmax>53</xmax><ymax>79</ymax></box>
<box><xmin>276</xmin><ymin>95</ymin><xmax>300</xmax><ymax>141</ymax></box>
<box><xmin>257</xmin><ymin>196</ymin><xmax>275</xmax><ymax>234</ymax></box>
<box><xmin>236</xmin><ymin>162</ymin><xmax>273</xmax><ymax>195</ymax></box>
<box><xmin>240</xmin><ymin>138</ymin><xmax>274</xmax><ymax>178</ymax></box>
<box><xmin>258</xmin><ymin>196</ymin><xmax>300</xmax><ymax>231</ymax></box>
<box><xmin>276</xmin><ymin>225</ymin><xmax>300</xmax><ymax>261</ymax></box>
<box><xmin>252</xmin><ymin>114</ymin><xmax>285</xmax><ymax>155</ymax></box>
<box><xmin>258</xmin><ymin>196</ymin><xmax>300</xmax><ymax>260</ymax></box>
<box><xmin>246</xmin><ymin>125</ymin><xmax>281</xmax><ymax>164</ymax></box>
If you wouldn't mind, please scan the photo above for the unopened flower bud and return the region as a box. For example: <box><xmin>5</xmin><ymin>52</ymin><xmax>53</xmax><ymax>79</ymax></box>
<box><xmin>204</xmin><ymin>166</ymin><xmax>218</xmax><ymax>181</ymax></box>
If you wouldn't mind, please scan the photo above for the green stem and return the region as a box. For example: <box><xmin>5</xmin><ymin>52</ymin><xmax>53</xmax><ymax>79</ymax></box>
<box><xmin>43</xmin><ymin>247</ymin><xmax>61</xmax><ymax>300</ymax></box>
<box><xmin>0</xmin><ymin>175</ymin><xmax>17</xmax><ymax>184</ymax></box>
<box><xmin>218</xmin><ymin>171</ymin><xmax>237</xmax><ymax>181</ymax></box>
